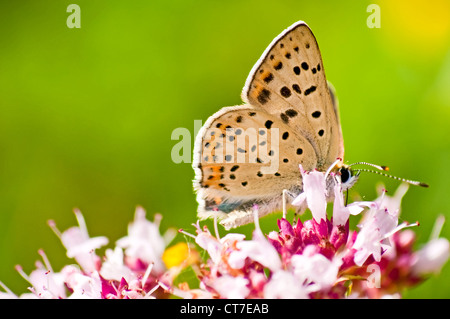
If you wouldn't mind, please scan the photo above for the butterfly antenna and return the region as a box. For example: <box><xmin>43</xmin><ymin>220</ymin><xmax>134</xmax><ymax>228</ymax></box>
<box><xmin>352</xmin><ymin>168</ymin><xmax>429</xmax><ymax>188</ymax></box>
<box><xmin>348</xmin><ymin>161</ymin><xmax>389</xmax><ymax>171</ymax></box>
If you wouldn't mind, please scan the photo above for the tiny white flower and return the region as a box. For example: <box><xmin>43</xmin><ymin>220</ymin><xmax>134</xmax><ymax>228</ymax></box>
<box><xmin>353</xmin><ymin>205</ymin><xmax>400</xmax><ymax>266</ymax></box>
<box><xmin>100</xmin><ymin>247</ymin><xmax>135</xmax><ymax>283</ymax></box>
<box><xmin>64</xmin><ymin>267</ymin><xmax>102</xmax><ymax>299</ymax></box>
<box><xmin>291</xmin><ymin>246</ymin><xmax>341</xmax><ymax>291</ymax></box>
<box><xmin>210</xmin><ymin>275</ymin><xmax>250</xmax><ymax>299</ymax></box>
<box><xmin>376</xmin><ymin>183</ymin><xmax>409</xmax><ymax>219</ymax></box>
<box><xmin>59</xmin><ymin>209</ymin><xmax>108</xmax><ymax>272</ymax></box>
<box><xmin>263</xmin><ymin>270</ymin><xmax>310</xmax><ymax>299</ymax></box>
<box><xmin>332</xmin><ymin>182</ymin><xmax>364</xmax><ymax>227</ymax></box>
<box><xmin>412</xmin><ymin>238</ymin><xmax>450</xmax><ymax>275</ymax></box>
<box><xmin>292</xmin><ymin>166</ymin><xmax>327</xmax><ymax>223</ymax></box>
<box><xmin>230</xmin><ymin>227</ymin><xmax>282</xmax><ymax>272</ymax></box>
<box><xmin>13</xmin><ymin>250</ymin><xmax>67</xmax><ymax>299</ymax></box>
<box><xmin>195</xmin><ymin>231</ymin><xmax>222</xmax><ymax>264</ymax></box>
<box><xmin>116</xmin><ymin>207</ymin><xmax>167</xmax><ymax>274</ymax></box>
<box><xmin>27</xmin><ymin>266</ymin><xmax>67</xmax><ymax>299</ymax></box>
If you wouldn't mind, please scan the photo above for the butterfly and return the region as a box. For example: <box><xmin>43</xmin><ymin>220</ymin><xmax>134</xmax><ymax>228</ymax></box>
<box><xmin>192</xmin><ymin>21</ymin><xmax>424</xmax><ymax>230</ymax></box>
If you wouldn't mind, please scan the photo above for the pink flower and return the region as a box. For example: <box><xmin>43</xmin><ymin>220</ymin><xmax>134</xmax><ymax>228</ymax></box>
<box><xmin>99</xmin><ymin>247</ymin><xmax>135</xmax><ymax>284</ymax></box>
<box><xmin>229</xmin><ymin>213</ymin><xmax>282</xmax><ymax>272</ymax></box>
<box><xmin>332</xmin><ymin>179</ymin><xmax>364</xmax><ymax>227</ymax></box>
<box><xmin>116</xmin><ymin>207</ymin><xmax>175</xmax><ymax>275</ymax></box>
<box><xmin>49</xmin><ymin>209</ymin><xmax>108</xmax><ymax>273</ymax></box>
<box><xmin>290</xmin><ymin>245</ymin><xmax>341</xmax><ymax>291</ymax></box>
<box><xmin>285</xmin><ymin>166</ymin><xmax>363</xmax><ymax>261</ymax></box>
<box><xmin>207</xmin><ymin>275</ymin><xmax>250</xmax><ymax>299</ymax></box>
<box><xmin>13</xmin><ymin>250</ymin><xmax>68</xmax><ymax>299</ymax></box>
<box><xmin>352</xmin><ymin>187</ymin><xmax>417</xmax><ymax>266</ymax></box>
<box><xmin>292</xmin><ymin>166</ymin><xmax>327</xmax><ymax>223</ymax></box>
<box><xmin>263</xmin><ymin>270</ymin><xmax>310</xmax><ymax>299</ymax></box>
<box><xmin>412</xmin><ymin>238</ymin><xmax>449</xmax><ymax>275</ymax></box>
<box><xmin>63</xmin><ymin>266</ymin><xmax>102</xmax><ymax>299</ymax></box>
<box><xmin>411</xmin><ymin>216</ymin><xmax>450</xmax><ymax>276</ymax></box>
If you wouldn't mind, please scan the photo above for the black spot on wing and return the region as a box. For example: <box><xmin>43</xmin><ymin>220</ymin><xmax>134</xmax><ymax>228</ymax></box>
<box><xmin>280</xmin><ymin>86</ymin><xmax>291</xmax><ymax>98</ymax></box>
<box><xmin>312</xmin><ymin>111</ymin><xmax>321</xmax><ymax>118</ymax></box>
<box><xmin>304</xmin><ymin>86</ymin><xmax>317</xmax><ymax>96</ymax></box>
<box><xmin>263</xmin><ymin>73</ymin><xmax>274</xmax><ymax>83</ymax></box>
<box><xmin>292</xmin><ymin>84</ymin><xmax>301</xmax><ymax>94</ymax></box>
<box><xmin>280</xmin><ymin>113</ymin><xmax>289</xmax><ymax>124</ymax></box>
<box><xmin>274</xmin><ymin>62</ymin><xmax>283</xmax><ymax>70</ymax></box>
<box><xmin>257</xmin><ymin>89</ymin><xmax>271</xmax><ymax>104</ymax></box>
<box><xmin>285</xmin><ymin>109</ymin><xmax>298</xmax><ymax>118</ymax></box>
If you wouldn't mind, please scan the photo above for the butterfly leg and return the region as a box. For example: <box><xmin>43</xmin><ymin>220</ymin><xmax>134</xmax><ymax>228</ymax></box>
<box><xmin>345</xmin><ymin>189</ymin><xmax>349</xmax><ymax>206</ymax></box>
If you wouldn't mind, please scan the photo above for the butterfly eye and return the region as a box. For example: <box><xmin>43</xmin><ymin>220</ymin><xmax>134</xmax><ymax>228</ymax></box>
<box><xmin>340</xmin><ymin>167</ymin><xmax>350</xmax><ymax>183</ymax></box>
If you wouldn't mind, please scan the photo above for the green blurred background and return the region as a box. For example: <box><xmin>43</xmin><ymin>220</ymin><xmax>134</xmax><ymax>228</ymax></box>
<box><xmin>0</xmin><ymin>0</ymin><xmax>449</xmax><ymax>297</ymax></box>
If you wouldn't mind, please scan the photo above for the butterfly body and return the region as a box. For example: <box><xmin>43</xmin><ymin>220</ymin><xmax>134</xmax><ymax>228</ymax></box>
<box><xmin>193</xmin><ymin>21</ymin><xmax>351</xmax><ymax>229</ymax></box>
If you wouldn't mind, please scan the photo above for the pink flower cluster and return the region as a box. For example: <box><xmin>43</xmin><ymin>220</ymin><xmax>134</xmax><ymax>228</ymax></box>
<box><xmin>0</xmin><ymin>208</ymin><xmax>176</xmax><ymax>299</ymax></box>
<box><xmin>176</xmin><ymin>169</ymin><xmax>449</xmax><ymax>299</ymax></box>
<box><xmin>0</xmin><ymin>168</ymin><xmax>448</xmax><ymax>299</ymax></box>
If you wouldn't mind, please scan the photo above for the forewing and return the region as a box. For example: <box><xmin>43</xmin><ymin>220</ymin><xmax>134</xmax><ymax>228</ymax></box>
<box><xmin>242</xmin><ymin>21</ymin><xmax>343</xmax><ymax>169</ymax></box>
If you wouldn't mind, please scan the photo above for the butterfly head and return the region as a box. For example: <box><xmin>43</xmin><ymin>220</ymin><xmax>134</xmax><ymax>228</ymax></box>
<box><xmin>337</xmin><ymin>165</ymin><xmax>360</xmax><ymax>190</ymax></box>
<box><xmin>324</xmin><ymin>159</ymin><xmax>360</xmax><ymax>192</ymax></box>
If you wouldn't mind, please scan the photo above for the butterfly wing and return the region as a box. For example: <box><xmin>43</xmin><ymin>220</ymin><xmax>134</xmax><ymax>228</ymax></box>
<box><xmin>242</xmin><ymin>21</ymin><xmax>343</xmax><ymax>169</ymax></box>
<box><xmin>193</xmin><ymin>105</ymin><xmax>317</xmax><ymax>228</ymax></box>
<box><xmin>193</xmin><ymin>21</ymin><xmax>344</xmax><ymax>229</ymax></box>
